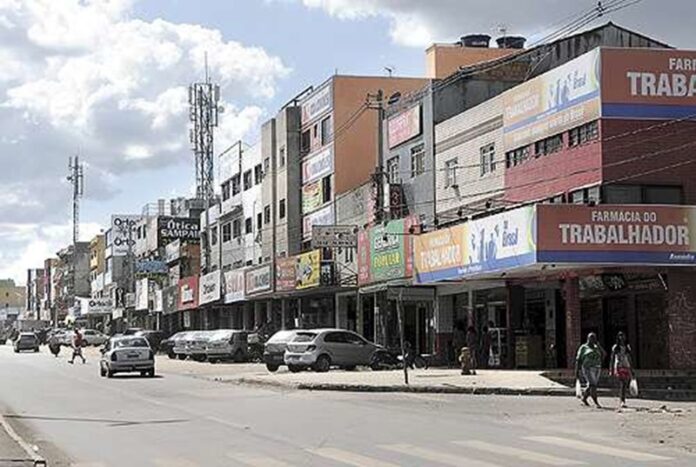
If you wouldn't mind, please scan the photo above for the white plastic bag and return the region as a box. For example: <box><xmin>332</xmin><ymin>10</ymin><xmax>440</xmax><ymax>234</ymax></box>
<box><xmin>575</xmin><ymin>379</ymin><xmax>582</xmax><ymax>398</ymax></box>
<box><xmin>629</xmin><ymin>378</ymin><xmax>639</xmax><ymax>397</ymax></box>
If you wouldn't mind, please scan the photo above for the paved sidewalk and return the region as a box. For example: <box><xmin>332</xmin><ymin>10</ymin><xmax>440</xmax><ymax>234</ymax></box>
<box><xmin>0</xmin><ymin>415</ymin><xmax>43</xmax><ymax>467</ymax></box>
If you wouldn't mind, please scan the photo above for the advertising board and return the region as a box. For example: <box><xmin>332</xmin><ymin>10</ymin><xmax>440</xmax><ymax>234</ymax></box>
<box><xmin>275</xmin><ymin>258</ymin><xmax>297</xmax><ymax>292</ymax></box>
<box><xmin>301</xmin><ymin>83</ymin><xmax>332</xmax><ymax>124</ymax></box>
<box><xmin>296</xmin><ymin>250</ymin><xmax>321</xmax><ymax>290</ymax></box>
<box><xmin>177</xmin><ymin>276</ymin><xmax>199</xmax><ymax>311</ymax></box>
<box><xmin>302</xmin><ymin>146</ymin><xmax>333</xmax><ymax>184</ymax></box>
<box><xmin>157</xmin><ymin>217</ymin><xmax>200</xmax><ymax>245</ymax></box>
<box><xmin>198</xmin><ymin>270</ymin><xmax>221</xmax><ymax>305</ymax></box>
<box><xmin>387</xmin><ymin>105</ymin><xmax>422</xmax><ymax>149</ymax></box>
<box><xmin>163</xmin><ymin>286</ymin><xmax>178</xmax><ymax>314</ymax></box>
<box><xmin>223</xmin><ymin>270</ymin><xmax>246</xmax><ymax>303</ymax></box>
<box><xmin>303</xmin><ymin>204</ymin><xmax>334</xmax><ymax>239</ymax></box>
<box><xmin>358</xmin><ymin>217</ymin><xmax>416</xmax><ymax>285</ymax></box>
<box><xmin>302</xmin><ymin>180</ymin><xmax>324</xmax><ymax>213</ymax></box>
<box><xmin>135</xmin><ymin>278</ymin><xmax>149</xmax><ymax>311</ymax></box>
<box><xmin>537</xmin><ymin>204</ymin><xmax>696</xmax><ymax>264</ymax></box>
<box><xmin>110</xmin><ymin>215</ymin><xmax>140</xmax><ymax>256</ymax></box>
<box><xmin>245</xmin><ymin>265</ymin><xmax>272</xmax><ymax>295</ymax></box>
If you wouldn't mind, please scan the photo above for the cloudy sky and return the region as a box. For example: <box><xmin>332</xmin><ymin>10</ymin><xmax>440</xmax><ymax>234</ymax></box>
<box><xmin>0</xmin><ymin>0</ymin><xmax>693</xmax><ymax>284</ymax></box>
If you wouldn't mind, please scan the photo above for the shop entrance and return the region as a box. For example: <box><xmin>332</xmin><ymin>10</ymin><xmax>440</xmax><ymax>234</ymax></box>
<box><xmin>402</xmin><ymin>302</ymin><xmax>434</xmax><ymax>355</ymax></box>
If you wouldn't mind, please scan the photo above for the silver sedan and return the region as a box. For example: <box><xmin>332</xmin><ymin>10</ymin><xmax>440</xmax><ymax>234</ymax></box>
<box><xmin>100</xmin><ymin>336</ymin><xmax>155</xmax><ymax>378</ymax></box>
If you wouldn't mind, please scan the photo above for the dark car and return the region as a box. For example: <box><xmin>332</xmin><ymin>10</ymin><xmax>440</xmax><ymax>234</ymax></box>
<box><xmin>135</xmin><ymin>330</ymin><xmax>165</xmax><ymax>352</ymax></box>
<box><xmin>14</xmin><ymin>333</ymin><xmax>40</xmax><ymax>353</ymax></box>
<box><xmin>123</xmin><ymin>327</ymin><xmax>143</xmax><ymax>336</ymax></box>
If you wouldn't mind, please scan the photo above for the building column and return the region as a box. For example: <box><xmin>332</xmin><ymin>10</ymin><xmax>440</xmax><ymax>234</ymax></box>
<box><xmin>506</xmin><ymin>284</ymin><xmax>525</xmax><ymax>369</ymax></box>
<box><xmin>280</xmin><ymin>299</ymin><xmax>287</xmax><ymax>331</ymax></box>
<box><xmin>563</xmin><ymin>277</ymin><xmax>582</xmax><ymax>369</ymax></box>
<box><xmin>356</xmin><ymin>292</ymin><xmax>364</xmax><ymax>337</ymax></box>
<box><xmin>253</xmin><ymin>302</ymin><xmax>262</xmax><ymax>329</ymax></box>
<box><xmin>666</xmin><ymin>271</ymin><xmax>696</xmax><ymax>369</ymax></box>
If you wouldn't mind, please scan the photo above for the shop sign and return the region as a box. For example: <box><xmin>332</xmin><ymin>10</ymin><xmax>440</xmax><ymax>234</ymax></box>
<box><xmin>358</xmin><ymin>217</ymin><xmax>416</xmax><ymax>285</ymax></box>
<box><xmin>302</xmin><ymin>146</ymin><xmax>333</xmax><ymax>183</ymax></box>
<box><xmin>157</xmin><ymin>216</ymin><xmax>200</xmax><ymax>245</ymax></box>
<box><xmin>601</xmin><ymin>48</ymin><xmax>696</xmax><ymax>119</ymax></box>
<box><xmin>76</xmin><ymin>297</ymin><xmax>112</xmax><ymax>315</ymax></box>
<box><xmin>302</xmin><ymin>180</ymin><xmax>324</xmax><ymax>213</ymax></box>
<box><xmin>275</xmin><ymin>257</ymin><xmax>296</xmax><ymax>292</ymax></box>
<box><xmin>198</xmin><ymin>270</ymin><xmax>221</xmax><ymax>305</ymax></box>
<box><xmin>223</xmin><ymin>270</ymin><xmax>246</xmax><ymax>303</ymax></box>
<box><xmin>111</xmin><ymin>214</ymin><xmax>140</xmax><ymax>256</ymax></box>
<box><xmin>135</xmin><ymin>260</ymin><xmax>168</xmax><ymax>275</ymax></box>
<box><xmin>165</xmin><ymin>240</ymin><xmax>181</xmax><ymax>263</ymax></box>
<box><xmin>135</xmin><ymin>278</ymin><xmax>149</xmax><ymax>311</ymax></box>
<box><xmin>414</xmin><ymin>224</ymin><xmax>467</xmax><ymax>284</ymax></box>
<box><xmin>301</xmin><ymin>83</ymin><xmax>332</xmax><ymax>124</ymax></box>
<box><xmin>303</xmin><ymin>204</ymin><xmax>334</xmax><ymax>239</ymax></box>
<box><xmin>312</xmin><ymin>225</ymin><xmax>358</xmax><ymax>248</ymax></box>
<box><xmin>536</xmin><ymin>204</ymin><xmax>696</xmax><ymax>264</ymax></box>
<box><xmin>245</xmin><ymin>264</ymin><xmax>272</xmax><ymax>295</ymax></box>
<box><xmin>153</xmin><ymin>289</ymin><xmax>163</xmax><ymax>312</ymax></box>
<box><xmin>178</xmin><ymin>276</ymin><xmax>199</xmax><ymax>311</ymax></box>
<box><xmin>502</xmin><ymin>48</ymin><xmax>600</xmax><ymax>148</ymax></box>
<box><xmin>388</xmin><ymin>105</ymin><xmax>421</xmax><ymax>149</ymax></box>
<box><xmin>296</xmin><ymin>250</ymin><xmax>321</xmax><ymax>290</ymax></box>
<box><xmin>163</xmin><ymin>286</ymin><xmax>178</xmax><ymax>314</ymax></box>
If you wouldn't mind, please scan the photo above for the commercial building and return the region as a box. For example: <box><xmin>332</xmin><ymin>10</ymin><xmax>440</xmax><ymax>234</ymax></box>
<box><xmin>25</xmin><ymin>269</ymin><xmax>45</xmax><ymax>320</ymax></box>
<box><xmin>0</xmin><ymin>279</ymin><xmax>27</xmax><ymax>325</ymax></box>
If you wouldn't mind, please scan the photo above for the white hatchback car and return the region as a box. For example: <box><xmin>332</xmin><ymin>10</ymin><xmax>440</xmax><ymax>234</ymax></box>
<box><xmin>100</xmin><ymin>336</ymin><xmax>155</xmax><ymax>378</ymax></box>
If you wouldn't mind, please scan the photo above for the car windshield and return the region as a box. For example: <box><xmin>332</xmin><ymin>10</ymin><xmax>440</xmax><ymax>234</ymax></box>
<box><xmin>292</xmin><ymin>332</ymin><xmax>317</xmax><ymax>343</ymax></box>
<box><xmin>113</xmin><ymin>338</ymin><xmax>149</xmax><ymax>348</ymax></box>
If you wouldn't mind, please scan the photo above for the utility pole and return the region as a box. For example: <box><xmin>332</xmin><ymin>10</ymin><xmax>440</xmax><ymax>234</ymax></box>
<box><xmin>67</xmin><ymin>156</ymin><xmax>84</xmax><ymax>318</ymax></box>
<box><xmin>189</xmin><ymin>53</ymin><xmax>221</xmax><ymax>272</ymax></box>
<box><xmin>366</xmin><ymin>90</ymin><xmax>386</xmax><ymax>224</ymax></box>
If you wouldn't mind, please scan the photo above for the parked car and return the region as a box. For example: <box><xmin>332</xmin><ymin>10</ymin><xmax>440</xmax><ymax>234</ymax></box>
<box><xmin>205</xmin><ymin>330</ymin><xmax>248</xmax><ymax>363</ymax></box>
<box><xmin>123</xmin><ymin>328</ymin><xmax>143</xmax><ymax>336</ymax></box>
<box><xmin>14</xmin><ymin>332</ymin><xmax>39</xmax><ymax>353</ymax></box>
<box><xmin>185</xmin><ymin>331</ymin><xmax>211</xmax><ymax>362</ymax></box>
<box><xmin>172</xmin><ymin>331</ymin><xmax>194</xmax><ymax>359</ymax></box>
<box><xmin>263</xmin><ymin>330</ymin><xmax>301</xmax><ymax>372</ymax></box>
<box><xmin>284</xmin><ymin>329</ymin><xmax>381</xmax><ymax>372</ymax></box>
<box><xmin>135</xmin><ymin>330</ymin><xmax>166</xmax><ymax>352</ymax></box>
<box><xmin>99</xmin><ymin>336</ymin><xmax>155</xmax><ymax>378</ymax></box>
<box><xmin>81</xmin><ymin>329</ymin><xmax>109</xmax><ymax>346</ymax></box>
<box><xmin>161</xmin><ymin>331</ymin><xmax>189</xmax><ymax>359</ymax></box>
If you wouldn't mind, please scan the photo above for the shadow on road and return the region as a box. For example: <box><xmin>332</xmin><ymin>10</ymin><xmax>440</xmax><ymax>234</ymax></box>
<box><xmin>4</xmin><ymin>413</ymin><xmax>189</xmax><ymax>428</ymax></box>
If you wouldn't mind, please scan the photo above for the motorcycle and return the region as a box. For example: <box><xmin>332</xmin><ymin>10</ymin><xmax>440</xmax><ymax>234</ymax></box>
<box><xmin>370</xmin><ymin>347</ymin><xmax>428</xmax><ymax>371</ymax></box>
<box><xmin>49</xmin><ymin>342</ymin><xmax>61</xmax><ymax>357</ymax></box>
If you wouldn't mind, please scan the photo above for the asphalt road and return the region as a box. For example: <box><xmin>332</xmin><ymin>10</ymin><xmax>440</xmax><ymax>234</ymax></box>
<box><xmin>0</xmin><ymin>345</ymin><xmax>693</xmax><ymax>467</ymax></box>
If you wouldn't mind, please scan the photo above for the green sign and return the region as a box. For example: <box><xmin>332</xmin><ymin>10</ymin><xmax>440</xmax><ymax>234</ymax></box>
<box><xmin>368</xmin><ymin>218</ymin><xmax>413</xmax><ymax>282</ymax></box>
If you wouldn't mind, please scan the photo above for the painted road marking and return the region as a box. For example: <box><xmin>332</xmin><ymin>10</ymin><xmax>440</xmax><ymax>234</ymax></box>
<box><xmin>380</xmin><ymin>443</ymin><xmax>502</xmax><ymax>467</ymax></box>
<box><xmin>227</xmin><ymin>452</ymin><xmax>295</xmax><ymax>467</ymax></box>
<box><xmin>526</xmin><ymin>436</ymin><xmax>672</xmax><ymax>462</ymax></box>
<box><xmin>308</xmin><ymin>447</ymin><xmax>400</xmax><ymax>467</ymax></box>
<box><xmin>454</xmin><ymin>440</ymin><xmax>585</xmax><ymax>466</ymax></box>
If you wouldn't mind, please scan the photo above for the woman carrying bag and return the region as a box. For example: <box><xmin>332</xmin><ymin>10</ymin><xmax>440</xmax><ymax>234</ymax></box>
<box><xmin>610</xmin><ymin>331</ymin><xmax>636</xmax><ymax>408</ymax></box>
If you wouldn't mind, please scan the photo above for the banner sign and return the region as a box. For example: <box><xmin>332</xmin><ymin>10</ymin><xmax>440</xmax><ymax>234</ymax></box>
<box><xmin>135</xmin><ymin>260</ymin><xmax>168</xmax><ymax>275</ymax></box>
<box><xmin>601</xmin><ymin>48</ymin><xmax>696</xmax><ymax>119</ymax></box>
<box><xmin>301</xmin><ymin>83</ymin><xmax>332</xmax><ymax>124</ymax></box>
<box><xmin>157</xmin><ymin>217</ymin><xmax>200</xmax><ymax>245</ymax></box>
<box><xmin>302</xmin><ymin>146</ymin><xmax>333</xmax><ymax>184</ymax></box>
<box><xmin>111</xmin><ymin>215</ymin><xmax>140</xmax><ymax>256</ymax></box>
<box><xmin>245</xmin><ymin>264</ymin><xmax>272</xmax><ymax>295</ymax></box>
<box><xmin>537</xmin><ymin>204</ymin><xmax>696</xmax><ymax>264</ymax></box>
<box><xmin>77</xmin><ymin>297</ymin><xmax>112</xmax><ymax>315</ymax></box>
<box><xmin>165</xmin><ymin>240</ymin><xmax>181</xmax><ymax>263</ymax></box>
<box><xmin>388</xmin><ymin>105</ymin><xmax>422</xmax><ymax>149</ymax></box>
<box><xmin>303</xmin><ymin>204</ymin><xmax>334</xmax><ymax>239</ymax></box>
<box><xmin>302</xmin><ymin>180</ymin><xmax>324</xmax><ymax>213</ymax></box>
<box><xmin>502</xmin><ymin>48</ymin><xmax>600</xmax><ymax>148</ymax></box>
<box><xmin>296</xmin><ymin>250</ymin><xmax>321</xmax><ymax>290</ymax></box>
<box><xmin>414</xmin><ymin>206</ymin><xmax>536</xmax><ymax>283</ymax></box>
<box><xmin>178</xmin><ymin>276</ymin><xmax>199</xmax><ymax>311</ymax></box>
<box><xmin>135</xmin><ymin>278</ymin><xmax>149</xmax><ymax>311</ymax></box>
<box><xmin>275</xmin><ymin>257</ymin><xmax>297</xmax><ymax>292</ymax></box>
<box><xmin>198</xmin><ymin>270</ymin><xmax>221</xmax><ymax>305</ymax></box>
<box><xmin>163</xmin><ymin>286</ymin><xmax>178</xmax><ymax>314</ymax></box>
<box><xmin>358</xmin><ymin>217</ymin><xmax>416</xmax><ymax>285</ymax></box>
<box><xmin>223</xmin><ymin>270</ymin><xmax>246</xmax><ymax>303</ymax></box>
<box><xmin>312</xmin><ymin>225</ymin><xmax>358</xmax><ymax>248</ymax></box>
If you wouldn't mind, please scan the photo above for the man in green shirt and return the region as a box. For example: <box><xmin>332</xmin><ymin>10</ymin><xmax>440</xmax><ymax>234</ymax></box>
<box><xmin>575</xmin><ymin>332</ymin><xmax>606</xmax><ymax>408</ymax></box>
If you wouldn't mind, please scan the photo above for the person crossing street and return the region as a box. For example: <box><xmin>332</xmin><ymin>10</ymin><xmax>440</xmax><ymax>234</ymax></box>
<box><xmin>68</xmin><ymin>329</ymin><xmax>86</xmax><ymax>364</ymax></box>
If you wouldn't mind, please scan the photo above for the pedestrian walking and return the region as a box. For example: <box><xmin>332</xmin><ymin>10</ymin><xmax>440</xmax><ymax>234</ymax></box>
<box><xmin>48</xmin><ymin>332</ymin><xmax>61</xmax><ymax>357</ymax></box>
<box><xmin>68</xmin><ymin>329</ymin><xmax>86</xmax><ymax>364</ymax></box>
<box><xmin>575</xmin><ymin>332</ymin><xmax>606</xmax><ymax>408</ymax></box>
<box><xmin>610</xmin><ymin>331</ymin><xmax>633</xmax><ymax>408</ymax></box>
<box><xmin>480</xmin><ymin>321</ymin><xmax>494</xmax><ymax>369</ymax></box>
<box><xmin>466</xmin><ymin>326</ymin><xmax>478</xmax><ymax>375</ymax></box>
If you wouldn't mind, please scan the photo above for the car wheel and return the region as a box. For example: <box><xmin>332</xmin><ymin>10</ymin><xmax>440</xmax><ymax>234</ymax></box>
<box><xmin>288</xmin><ymin>365</ymin><xmax>303</xmax><ymax>373</ymax></box>
<box><xmin>100</xmin><ymin>365</ymin><xmax>106</xmax><ymax>377</ymax></box>
<box><xmin>147</xmin><ymin>369</ymin><xmax>155</xmax><ymax>378</ymax></box>
<box><xmin>34</xmin><ymin>347</ymin><xmax>39</xmax><ymax>353</ymax></box>
<box><xmin>193</xmin><ymin>355</ymin><xmax>206</xmax><ymax>362</ymax></box>
<box><xmin>140</xmin><ymin>370</ymin><xmax>148</xmax><ymax>376</ymax></box>
<box><xmin>313</xmin><ymin>355</ymin><xmax>331</xmax><ymax>373</ymax></box>
<box><xmin>343</xmin><ymin>365</ymin><xmax>356</xmax><ymax>371</ymax></box>
<box><xmin>266</xmin><ymin>363</ymin><xmax>279</xmax><ymax>372</ymax></box>
<box><xmin>107</xmin><ymin>369</ymin><xmax>114</xmax><ymax>378</ymax></box>
<box><xmin>168</xmin><ymin>352</ymin><xmax>176</xmax><ymax>360</ymax></box>
<box><xmin>233</xmin><ymin>349</ymin><xmax>245</xmax><ymax>363</ymax></box>
<box><xmin>208</xmin><ymin>358</ymin><xmax>218</xmax><ymax>364</ymax></box>
<box><xmin>14</xmin><ymin>349</ymin><xmax>18</xmax><ymax>353</ymax></box>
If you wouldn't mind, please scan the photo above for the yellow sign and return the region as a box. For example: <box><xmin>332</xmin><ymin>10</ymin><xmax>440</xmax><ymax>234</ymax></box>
<box><xmin>296</xmin><ymin>250</ymin><xmax>321</xmax><ymax>289</ymax></box>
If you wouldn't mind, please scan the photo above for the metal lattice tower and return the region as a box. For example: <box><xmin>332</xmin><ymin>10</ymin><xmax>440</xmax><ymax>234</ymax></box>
<box><xmin>67</xmin><ymin>156</ymin><xmax>84</xmax><ymax>245</ymax></box>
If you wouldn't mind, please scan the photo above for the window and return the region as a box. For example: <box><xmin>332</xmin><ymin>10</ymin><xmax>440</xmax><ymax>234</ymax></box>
<box><xmin>604</xmin><ymin>184</ymin><xmax>683</xmax><ymax>205</ymax></box>
<box><xmin>222</xmin><ymin>223</ymin><xmax>232</xmax><ymax>242</ymax></box>
<box><xmin>279</xmin><ymin>146</ymin><xmax>286</xmax><ymax>167</ymax></box>
<box><xmin>211</xmin><ymin>225</ymin><xmax>218</xmax><ymax>246</ymax></box>
<box><xmin>263</xmin><ymin>157</ymin><xmax>270</xmax><ymax>176</ymax></box>
<box><xmin>505</xmin><ymin>146</ymin><xmax>530</xmax><ymax>168</ymax></box>
<box><xmin>445</xmin><ymin>158</ymin><xmax>458</xmax><ymax>188</ymax></box>
<box><xmin>221</xmin><ymin>181</ymin><xmax>230</xmax><ymax>201</ymax></box>
<box><xmin>322</xmin><ymin>176</ymin><xmax>332</xmax><ymax>203</ymax></box>
<box><xmin>644</xmin><ymin>186</ymin><xmax>682</xmax><ymax>204</ymax></box>
<box><xmin>603</xmin><ymin>185</ymin><xmax>642</xmax><ymax>204</ymax></box>
<box><xmin>479</xmin><ymin>143</ymin><xmax>496</xmax><ymax>176</ymax></box>
<box><xmin>231</xmin><ymin>174</ymin><xmax>241</xmax><ymax>196</ymax></box>
<box><xmin>313</xmin><ymin>124</ymin><xmax>318</xmax><ymax>138</ymax></box>
<box><xmin>323</xmin><ymin>332</ymin><xmax>345</xmax><ymax>343</ymax></box>
<box><xmin>243</xmin><ymin>170</ymin><xmax>252</xmax><ymax>190</ymax></box>
<box><xmin>245</xmin><ymin>217</ymin><xmax>252</xmax><ymax>234</ymax></box>
<box><xmin>254</xmin><ymin>164</ymin><xmax>263</xmax><ymax>185</ymax></box>
<box><xmin>264</xmin><ymin>205</ymin><xmax>271</xmax><ymax>224</ymax></box>
<box><xmin>321</xmin><ymin>116</ymin><xmax>332</xmax><ymax>146</ymax></box>
<box><xmin>535</xmin><ymin>134</ymin><xmax>563</xmax><ymax>156</ymax></box>
<box><xmin>279</xmin><ymin>199</ymin><xmax>286</xmax><ymax>219</ymax></box>
<box><xmin>257</xmin><ymin>212</ymin><xmax>262</xmax><ymax>230</ymax></box>
<box><xmin>569</xmin><ymin>121</ymin><xmax>599</xmax><ymax>147</ymax></box>
<box><xmin>410</xmin><ymin>143</ymin><xmax>425</xmax><ymax>178</ymax></box>
<box><xmin>232</xmin><ymin>219</ymin><xmax>241</xmax><ymax>238</ymax></box>
<box><xmin>386</xmin><ymin>156</ymin><xmax>400</xmax><ymax>183</ymax></box>
<box><xmin>570</xmin><ymin>186</ymin><xmax>600</xmax><ymax>204</ymax></box>
<box><xmin>301</xmin><ymin>130</ymin><xmax>311</xmax><ymax>154</ymax></box>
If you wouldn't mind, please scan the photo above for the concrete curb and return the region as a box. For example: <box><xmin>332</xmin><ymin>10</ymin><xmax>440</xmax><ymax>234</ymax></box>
<box><xmin>0</xmin><ymin>414</ymin><xmax>46</xmax><ymax>466</ymax></box>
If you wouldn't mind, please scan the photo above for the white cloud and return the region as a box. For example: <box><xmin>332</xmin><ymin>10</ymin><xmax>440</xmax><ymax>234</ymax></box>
<box><xmin>292</xmin><ymin>0</ymin><xmax>687</xmax><ymax>48</ymax></box>
<box><xmin>0</xmin><ymin>0</ymin><xmax>290</xmax><ymax>282</ymax></box>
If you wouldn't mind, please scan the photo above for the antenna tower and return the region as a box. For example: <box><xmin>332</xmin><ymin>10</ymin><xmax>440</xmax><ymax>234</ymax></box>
<box><xmin>67</xmin><ymin>156</ymin><xmax>84</xmax><ymax>245</ymax></box>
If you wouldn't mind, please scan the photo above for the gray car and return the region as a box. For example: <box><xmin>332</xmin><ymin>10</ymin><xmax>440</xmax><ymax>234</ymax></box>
<box><xmin>263</xmin><ymin>330</ymin><xmax>301</xmax><ymax>372</ymax></box>
<box><xmin>14</xmin><ymin>332</ymin><xmax>39</xmax><ymax>353</ymax></box>
<box><xmin>100</xmin><ymin>336</ymin><xmax>155</xmax><ymax>378</ymax></box>
<box><xmin>205</xmin><ymin>330</ymin><xmax>248</xmax><ymax>363</ymax></box>
<box><xmin>284</xmin><ymin>329</ymin><xmax>381</xmax><ymax>372</ymax></box>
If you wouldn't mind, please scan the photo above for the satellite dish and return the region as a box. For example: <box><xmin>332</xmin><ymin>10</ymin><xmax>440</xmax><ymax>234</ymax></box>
<box><xmin>387</xmin><ymin>92</ymin><xmax>401</xmax><ymax>105</ymax></box>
